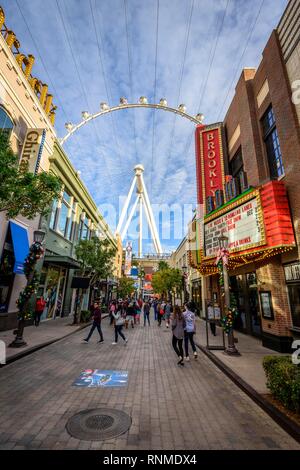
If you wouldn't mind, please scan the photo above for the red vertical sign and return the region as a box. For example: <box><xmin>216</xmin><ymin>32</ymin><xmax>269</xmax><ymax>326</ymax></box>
<box><xmin>195</xmin><ymin>124</ymin><xmax>225</xmax><ymax>212</ymax></box>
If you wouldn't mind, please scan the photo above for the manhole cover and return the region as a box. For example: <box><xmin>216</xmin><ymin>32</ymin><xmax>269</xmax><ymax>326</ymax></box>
<box><xmin>66</xmin><ymin>408</ymin><xmax>131</xmax><ymax>441</ymax></box>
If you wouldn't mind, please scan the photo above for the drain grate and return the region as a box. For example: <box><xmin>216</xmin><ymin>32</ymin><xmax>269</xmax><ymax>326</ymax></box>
<box><xmin>66</xmin><ymin>408</ymin><xmax>131</xmax><ymax>441</ymax></box>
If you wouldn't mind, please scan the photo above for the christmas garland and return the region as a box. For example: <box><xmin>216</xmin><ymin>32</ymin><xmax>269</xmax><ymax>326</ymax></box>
<box><xmin>16</xmin><ymin>242</ymin><xmax>44</xmax><ymax>320</ymax></box>
<box><xmin>216</xmin><ymin>257</ymin><xmax>238</xmax><ymax>334</ymax></box>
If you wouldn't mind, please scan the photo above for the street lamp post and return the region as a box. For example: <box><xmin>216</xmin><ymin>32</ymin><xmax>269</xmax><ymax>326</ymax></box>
<box><xmin>182</xmin><ymin>265</ymin><xmax>189</xmax><ymax>304</ymax></box>
<box><xmin>218</xmin><ymin>235</ymin><xmax>240</xmax><ymax>356</ymax></box>
<box><xmin>9</xmin><ymin>228</ymin><xmax>46</xmax><ymax>348</ymax></box>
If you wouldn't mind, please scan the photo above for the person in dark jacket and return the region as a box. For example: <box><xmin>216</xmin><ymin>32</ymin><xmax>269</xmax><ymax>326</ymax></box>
<box><xmin>83</xmin><ymin>302</ymin><xmax>103</xmax><ymax>343</ymax></box>
<box><xmin>143</xmin><ymin>301</ymin><xmax>150</xmax><ymax>326</ymax></box>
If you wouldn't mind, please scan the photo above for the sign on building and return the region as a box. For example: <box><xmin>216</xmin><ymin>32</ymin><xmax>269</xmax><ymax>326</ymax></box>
<box><xmin>19</xmin><ymin>128</ymin><xmax>46</xmax><ymax>174</ymax></box>
<box><xmin>124</xmin><ymin>241</ymin><xmax>133</xmax><ymax>276</ymax></box>
<box><xmin>204</xmin><ymin>197</ymin><xmax>264</xmax><ymax>257</ymax></box>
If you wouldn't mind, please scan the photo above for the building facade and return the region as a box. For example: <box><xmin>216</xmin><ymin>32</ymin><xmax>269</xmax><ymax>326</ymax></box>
<box><xmin>37</xmin><ymin>140</ymin><xmax>119</xmax><ymax>322</ymax></box>
<box><xmin>191</xmin><ymin>0</ymin><xmax>300</xmax><ymax>352</ymax></box>
<box><xmin>0</xmin><ymin>7</ymin><xmax>57</xmax><ymax>330</ymax></box>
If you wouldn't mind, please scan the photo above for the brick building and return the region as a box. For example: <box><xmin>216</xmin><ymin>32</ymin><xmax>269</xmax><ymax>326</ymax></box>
<box><xmin>191</xmin><ymin>0</ymin><xmax>300</xmax><ymax>352</ymax></box>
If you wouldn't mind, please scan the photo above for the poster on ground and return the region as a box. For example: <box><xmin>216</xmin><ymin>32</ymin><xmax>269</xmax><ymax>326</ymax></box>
<box><xmin>72</xmin><ymin>370</ymin><xmax>128</xmax><ymax>388</ymax></box>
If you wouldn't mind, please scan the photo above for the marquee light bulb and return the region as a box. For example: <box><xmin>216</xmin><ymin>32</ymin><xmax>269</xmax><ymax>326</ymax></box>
<box><xmin>120</xmin><ymin>97</ymin><xmax>128</xmax><ymax>105</ymax></box>
<box><xmin>159</xmin><ymin>98</ymin><xmax>167</xmax><ymax>106</ymax></box>
<box><xmin>178</xmin><ymin>104</ymin><xmax>186</xmax><ymax>113</ymax></box>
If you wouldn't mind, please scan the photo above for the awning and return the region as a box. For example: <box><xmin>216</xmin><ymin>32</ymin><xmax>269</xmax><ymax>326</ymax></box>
<box><xmin>43</xmin><ymin>254</ymin><xmax>80</xmax><ymax>269</ymax></box>
<box><xmin>10</xmin><ymin>221</ymin><xmax>30</xmax><ymax>275</ymax></box>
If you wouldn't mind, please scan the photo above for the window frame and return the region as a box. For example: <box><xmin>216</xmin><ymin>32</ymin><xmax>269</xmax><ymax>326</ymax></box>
<box><xmin>0</xmin><ymin>106</ymin><xmax>14</xmax><ymax>139</ymax></box>
<box><xmin>261</xmin><ymin>106</ymin><xmax>284</xmax><ymax>179</ymax></box>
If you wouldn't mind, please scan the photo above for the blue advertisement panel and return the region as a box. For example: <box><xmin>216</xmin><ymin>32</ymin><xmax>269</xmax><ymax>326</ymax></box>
<box><xmin>72</xmin><ymin>369</ymin><xmax>128</xmax><ymax>388</ymax></box>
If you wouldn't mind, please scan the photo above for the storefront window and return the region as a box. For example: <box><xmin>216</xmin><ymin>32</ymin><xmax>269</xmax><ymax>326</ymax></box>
<box><xmin>287</xmin><ymin>284</ymin><xmax>300</xmax><ymax>328</ymax></box>
<box><xmin>0</xmin><ymin>230</ymin><xmax>15</xmax><ymax>313</ymax></box>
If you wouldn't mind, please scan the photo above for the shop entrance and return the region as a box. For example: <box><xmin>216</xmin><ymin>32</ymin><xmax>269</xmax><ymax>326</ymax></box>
<box><xmin>230</xmin><ymin>272</ymin><xmax>261</xmax><ymax>337</ymax></box>
<box><xmin>37</xmin><ymin>266</ymin><xmax>67</xmax><ymax>321</ymax></box>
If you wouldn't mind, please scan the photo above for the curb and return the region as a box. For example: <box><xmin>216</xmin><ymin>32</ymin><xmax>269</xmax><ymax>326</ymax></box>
<box><xmin>195</xmin><ymin>342</ymin><xmax>300</xmax><ymax>444</ymax></box>
<box><xmin>1</xmin><ymin>314</ymin><xmax>109</xmax><ymax>367</ymax></box>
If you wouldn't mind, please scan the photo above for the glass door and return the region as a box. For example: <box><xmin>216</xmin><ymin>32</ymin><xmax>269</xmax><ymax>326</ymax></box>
<box><xmin>44</xmin><ymin>267</ymin><xmax>60</xmax><ymax>319</ymax></box>
<box><xmin>247</xmin><ymin>273</ymin><xmax>261</xmax><ymax>337</ymax></box>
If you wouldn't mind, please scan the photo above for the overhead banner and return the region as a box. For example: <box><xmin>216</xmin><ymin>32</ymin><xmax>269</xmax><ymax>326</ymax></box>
<box><xmin>19</xmin><ymin>128</ymin><xmax>45</xmax><ymax>174</ymax></box>
<box><xmin>124</xmin><ymin>241</ymin><xmax>133</xmax><ymax>276</ymax></box>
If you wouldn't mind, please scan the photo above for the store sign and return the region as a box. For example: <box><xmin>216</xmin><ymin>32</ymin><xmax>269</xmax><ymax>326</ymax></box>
<box><xmin>197</xmin><ymin>124</ymin><xmax>225</xmax><ymax>213</ymax></box>
<box><xmin>19</xmin><ymin>128</ymin><xmax>45</xmax><ymax>173</ymax></box>
<box><xmin>124</xmin><ymin>241</ymin><xmax>133</xmax><ymax>276</ymax></box>
<box><xmin>204</xmin><ymin>197</ymin><xmax>263</xmax><ymax>257</ymax></box>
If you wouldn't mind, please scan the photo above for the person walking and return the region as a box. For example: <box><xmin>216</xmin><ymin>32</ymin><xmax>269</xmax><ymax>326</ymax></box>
<box><xmin>34</xmin><ymin>296</ymin><xmax>46</xmax><ymax>326</ymax></box>
<box><xmin>112</xmin><ymin>305</ymin><xmax>128</xmax><ymax>345</ymax></box>
<box><xmin>83</xmin><ymin>302</ymin><xmax>103</xmax><ymax>343</ymax></box>
<box><xmin>109</xmin><ymin>300</ymin><xmax>116</xmax><ymax>325</ymax></box>
<box><xmin>183</xmin><ymin>302</ymin><xmax>198</xmax><ymax>361</ymax></box>
<box><xmin>126</xmin><ymin>301</ymin><xmax>135</xmax><ymax>329</ymax></box>
<box><xmin>153</xmin><ymin>299</ymin><xmax>158</xmax><ymax>321</ymax></box>
<box><xmin>164</xmin><ymin>301</ymin><xmax>172</xmax><ymax>328</ymax></box>
<box><xmin>171</xmin><ymin>305</ymin><xmax>186</xmax><ymax>366</ymax></box>
<box><xmin>143</xmin><ymin>301</ymin><xmax>150</xmax><ymax>326</ymax></box>
<box><xmin>157</xmin><ymin>300</ymin><xmax>163</xmax><ymax>327</ymax></box>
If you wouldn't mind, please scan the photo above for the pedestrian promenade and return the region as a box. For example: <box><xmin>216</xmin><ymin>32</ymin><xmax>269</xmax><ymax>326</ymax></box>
<box><xmin>0</xmin><ymin>315</ymin><xmax>298</xmax><ymax>450</ymax></box>
<box><xmin>0</xmin><ymin>316</ymin><xmax>89</xmax><ymax>362</ymax></box>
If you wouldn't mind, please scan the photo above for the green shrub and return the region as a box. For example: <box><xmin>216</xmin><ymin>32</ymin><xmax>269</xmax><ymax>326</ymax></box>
<box><xmin>263</xmin><ymin>355</ymin><xmax>300</xmax><ymax>413</ymax></box>
<box><xmin>80</xmin><ymin>310</ymin><xmax>92</xmax><ymax>323</ymax></box>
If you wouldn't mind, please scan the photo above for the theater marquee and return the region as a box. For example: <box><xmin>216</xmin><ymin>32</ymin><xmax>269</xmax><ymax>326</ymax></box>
<box><xmin>204</xmin><ymin>194</ymin><xmax>265</xmax><ymax>257</ymax></box>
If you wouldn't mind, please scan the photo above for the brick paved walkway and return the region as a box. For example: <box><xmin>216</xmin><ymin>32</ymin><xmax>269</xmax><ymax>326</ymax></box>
<box><xmin>0</xmin><ymin>316</ymin><xmax>299</xmax><ymax>450</ymax></box>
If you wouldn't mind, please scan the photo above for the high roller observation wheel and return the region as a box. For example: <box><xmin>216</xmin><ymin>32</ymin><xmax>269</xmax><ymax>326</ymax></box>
<box><xmin>59</xmin><ymin>97</ymin><xmax>204</xmax><ymax>145</ymax></box>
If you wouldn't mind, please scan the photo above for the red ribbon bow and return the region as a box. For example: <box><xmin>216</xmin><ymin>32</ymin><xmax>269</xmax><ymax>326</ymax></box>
<box><xmin>216</xmin><ymin>248</ymin><xmax>229</xmax><ymax>267</ymax></box>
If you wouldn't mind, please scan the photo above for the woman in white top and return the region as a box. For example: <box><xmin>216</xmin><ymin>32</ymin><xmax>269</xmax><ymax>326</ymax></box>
<box><xmin>112</xmin><ymin>306</ymin><xmax>128</xmax><ymax>345</ymax></box>
<box><xmin>183</xmin><ymin>302</ymin><xmax>198</xmax><ymax>361</ymax></box>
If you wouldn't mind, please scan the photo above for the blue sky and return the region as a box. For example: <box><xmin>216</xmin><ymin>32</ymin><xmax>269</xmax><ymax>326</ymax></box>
<box><xmin>3</xmin><ymin>0</ymin><xmax>288</xmax><ymax>254</ymax></box>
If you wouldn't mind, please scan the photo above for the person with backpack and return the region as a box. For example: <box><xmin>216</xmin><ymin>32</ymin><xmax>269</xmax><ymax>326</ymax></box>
<box><xmin>34</xmin><ymin>296</ymin><xmax>46</xmax><ymax>326</ymax></box>
<box><xmin>83</xmin><ymin>302</ymin><xmax>103</xmax><ymax>343</ymax></box>
<box><xmin>183</xmin><ymin>302</ymin><xmax>198</xmax><ymax>361</ymax></box>
<box><xmin>157</xmin><ymin>301</ymin><xmax>164</xmax><ymax>327</ymax></box>
<box><xmin>171</xmin><ymin>305</ymin><xmax>186</xmax><ymax>366</ymax></box>
<box><xmin>112</xmin><ymin>304</ymin><xmax>128</xmax><ymax>345</ymax></box>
